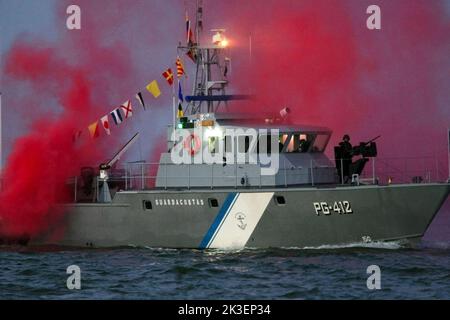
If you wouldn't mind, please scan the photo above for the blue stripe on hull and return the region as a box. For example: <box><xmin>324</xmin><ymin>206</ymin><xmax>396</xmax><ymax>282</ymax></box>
<box><xmin>199</xmin><ymin>192</ymin><xmax>238</xmax><ymax>249</ymax></box>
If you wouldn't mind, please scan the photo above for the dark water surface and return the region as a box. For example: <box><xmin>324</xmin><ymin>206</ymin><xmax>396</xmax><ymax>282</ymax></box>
<box><xmin>1</xmin><ymin>243</ymin><xmax>450</xmax><ymax>300</ymax></box>
<box><xmin>1</xmin><ymin>201</ymin><xmax>449</xmax><ymax>300</ymax></box>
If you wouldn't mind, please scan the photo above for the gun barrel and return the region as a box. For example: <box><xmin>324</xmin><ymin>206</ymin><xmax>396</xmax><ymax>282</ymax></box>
<box><xmin>364</xmin><ymin>135</ymin><xmax>381</xmax><ymax>145</ymax></box>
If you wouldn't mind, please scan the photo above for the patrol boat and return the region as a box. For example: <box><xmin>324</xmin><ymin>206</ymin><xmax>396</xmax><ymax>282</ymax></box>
<box><xmin>37</xmin><ymin>12</ymin><xmax>449</xmax><ymax>250</ymax></box>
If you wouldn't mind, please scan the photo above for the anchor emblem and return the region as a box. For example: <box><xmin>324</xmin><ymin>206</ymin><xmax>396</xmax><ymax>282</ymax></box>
<box><xmin>235</xmin><ymin>212</ymin><xmax>247</xmax><ymax>230</ymax></box>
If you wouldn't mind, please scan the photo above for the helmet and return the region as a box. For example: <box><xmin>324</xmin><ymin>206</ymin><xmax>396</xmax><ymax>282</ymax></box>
<box><xmin>343</xmin><ymin>134</ymin><xmax>350</xmax><ymax>141</ymax></box>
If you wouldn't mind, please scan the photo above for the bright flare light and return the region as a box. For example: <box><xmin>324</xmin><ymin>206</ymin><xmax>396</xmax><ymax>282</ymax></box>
<box><xmin>212</xmin><ymin>29</ymin><xmax>229</xmax><ymax>47</ymax></box>
<box><xmin>220</xmin><ymin>39</ymin><xmax>229</xmax><ymax>47</ymax></box>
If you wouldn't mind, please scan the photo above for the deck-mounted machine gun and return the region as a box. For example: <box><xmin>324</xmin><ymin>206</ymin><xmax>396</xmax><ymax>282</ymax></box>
<box><xmin>352</xmin><ymin>135</ymin><xmax>380</xmax><ymax>158</ymax></box>
<box><xmin>349</xmin><ymin>135</ymin><xmax>380</xmax><ymax>179</ymax></box>
<box><xmin>98</xmin><ymin>132</ymin><xmax>140</xmax><ymax>202</ymax></box>
<box><xmin>334</xmin><ymin>135</ymin><xmax>380</xmax><ymax>183</ymax></box>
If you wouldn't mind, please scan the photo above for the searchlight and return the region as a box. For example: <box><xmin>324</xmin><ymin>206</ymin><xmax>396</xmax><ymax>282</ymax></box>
<box><xmin>212</xmin><ymin>29</ymin><xmax>229</xmax><ymax>47</ymax></box>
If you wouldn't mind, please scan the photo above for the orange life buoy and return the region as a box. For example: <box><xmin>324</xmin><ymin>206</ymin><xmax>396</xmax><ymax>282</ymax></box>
<box><xmin>183</xmin><ymin>133</ymin><xmax>201</xmax><ymax>155</ymax></box>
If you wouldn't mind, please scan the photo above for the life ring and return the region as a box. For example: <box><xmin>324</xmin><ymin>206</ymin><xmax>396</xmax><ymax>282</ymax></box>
<box><xmin>183</xmin><ymin>133</ymin><xmax>201</xmax><ymax>156</ymax></box>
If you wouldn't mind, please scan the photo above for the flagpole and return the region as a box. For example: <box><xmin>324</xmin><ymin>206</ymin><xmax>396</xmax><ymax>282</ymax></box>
<box><xmin>172</xmin><ymin>77</ymin><xmax>176</xmax><ymax>134</ymax></box>
<box><xmin>177</xmin><ymin>76</ymin><xmax>180</xmax><ymax>115</ymax></box>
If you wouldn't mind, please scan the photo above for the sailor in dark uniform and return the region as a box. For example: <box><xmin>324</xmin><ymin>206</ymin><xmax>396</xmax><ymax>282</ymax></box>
<box><xmin>298</xmin><ymin>138</ymin><xmax>310</xmax><ymax>153</ymax></box>
<box><xmin>339</xmin><ymin>134</ymin><xmax>353</xmax><ymax>182</ymax></box>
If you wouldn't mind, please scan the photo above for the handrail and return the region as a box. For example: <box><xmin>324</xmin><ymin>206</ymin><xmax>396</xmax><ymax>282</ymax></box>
<box><xmin>65</xmin><ymin>156</ymin><xmax>447</xmax><ymax>202</ymax></box>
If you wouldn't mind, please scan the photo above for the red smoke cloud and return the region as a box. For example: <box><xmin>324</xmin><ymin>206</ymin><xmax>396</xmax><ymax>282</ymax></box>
<box><xmin>0</xmin><ymin>1</ymin><xmax>140</xmax><ymax>239</ymax></box>
<box><xmin>0</xmin><ymin>43</ymin><xmax>115</xmax><ymax>239</ymax></box>
<box><xmin>211</xmin><ymin>0</ymin><xmax>449</xmax><ymax>164</ymax></box>
<box><xmin>0</xmin><ymin>0</ymin><xmax>184</xmax><ymax>240</ymax></box>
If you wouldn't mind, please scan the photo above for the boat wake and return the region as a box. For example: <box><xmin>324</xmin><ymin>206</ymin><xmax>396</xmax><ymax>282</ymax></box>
<box><xmin>293</xmin><ymin>240</ymin><xmax>409</xmax><ymax>250</ymax></box>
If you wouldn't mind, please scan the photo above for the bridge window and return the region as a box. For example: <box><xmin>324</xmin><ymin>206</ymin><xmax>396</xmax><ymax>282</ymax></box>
<box><xmin>224</xmin><ymin>135</ymin><xmax>232</xmax><ymax>153</ymax></box>
<box><xmin>311</xmin><ymin>134</ymin><xmax>329</xmax><ymax>152</ymax></box>
<box><xmin>279</xmin><ymin>134</ymin><xmax>289</xmax><ymax>152</ymax></box>
<box><xmin>279</xmin><ymin>133</ymin><xmax>312</xmax><ymax>153</ymax></box>
<box><xmin>208</xmin><ymin>136</ymin><xmax>218</xmax><ymax>154</ymax></box>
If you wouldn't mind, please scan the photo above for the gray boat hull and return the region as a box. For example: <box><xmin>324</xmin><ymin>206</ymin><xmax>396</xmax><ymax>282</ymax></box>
<box><xmin>37</xmin><ymin>183</ymin><xmax>449</xmax><ymax>249</ymax></box>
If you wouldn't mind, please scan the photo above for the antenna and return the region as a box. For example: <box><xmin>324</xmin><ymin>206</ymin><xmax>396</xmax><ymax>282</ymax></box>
<box><xmin>196</xmin><ymin>0</ymin><xmax>203</xmax><ymax>41</ymax></box>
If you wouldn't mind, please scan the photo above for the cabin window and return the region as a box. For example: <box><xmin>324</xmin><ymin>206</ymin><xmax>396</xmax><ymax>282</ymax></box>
<box><xmin>208</xmin><ymin>198</ymin><xmax>219</xmax><ymax>207</ymax></box>
<box><xmin>298</xmin><ymin>134</ymin><xmax>312</xmax><ymax>153</ymax></box>
<box><xmin>143</xmin><ymin>200</ymin><xmax>152</xmax><ymax>210</ymax></box>
<box><xmin>208</xmin><ymin>136</ymin><xmax>219</xmax><ymax>154</ymax></box>
<box><xmin>311</xmin><ymin>134</ymin><xmax>329</xmax><ymax>152</ymax></box>
<box><xmin>279</xmin><ymin>134</ymin><xmax>289</xmax><ymax>152</ymax></box>
<box><xmin>224</xmin><ymin>135</ymin><xmax>232</xmax><ymax>153</ymax></box>
<box><xmin>279</xmin><ymin>134</ymin><xmax>312</xmax><ymax>153</ymax></box>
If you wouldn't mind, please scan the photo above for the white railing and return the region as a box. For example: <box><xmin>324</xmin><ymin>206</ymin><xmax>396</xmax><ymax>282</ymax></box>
<box><xmin>63</xmin><ymin>156</ymin><xmax>447</xmax><ymax>202</ymax></box>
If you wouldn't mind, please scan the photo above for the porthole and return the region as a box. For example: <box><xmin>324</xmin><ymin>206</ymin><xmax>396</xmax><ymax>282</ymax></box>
<box><xmin>143</xmin><ymin>200</ymin><xmax>152</xmax><ymax>210</ymax></box>
<box><xmin>275</xmin><ymin>196</ymin><xmax>286</xmax><ymax>205</ymax></box>
<box><xmin>208</xmin><ymin>198</ymin><xmax>219</xmax><ymax>207</ymax></box>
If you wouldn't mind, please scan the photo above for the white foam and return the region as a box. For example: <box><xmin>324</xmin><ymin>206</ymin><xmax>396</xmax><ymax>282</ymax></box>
<box><xmin>299</xmin><ymin>240</ymin><xmax>407</xmax><ymax>250</ymax></box>
<box><xmin>132</xmin><ymin>241</ymin><xmax>408</xmax><ymax>252</ymax></box>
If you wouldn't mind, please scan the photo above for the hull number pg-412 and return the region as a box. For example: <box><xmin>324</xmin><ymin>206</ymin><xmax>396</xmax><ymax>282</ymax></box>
<box><xmin>313</xmin><ymin>201</ymin><xmax>353</xmax><ymax>215</ymax></box>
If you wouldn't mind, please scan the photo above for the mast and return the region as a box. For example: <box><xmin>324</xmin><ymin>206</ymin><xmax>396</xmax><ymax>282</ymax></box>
<box><xmin>178</xmin><ymin>1</ymin><xmax>231</xmax><ymax>116</ymax></box>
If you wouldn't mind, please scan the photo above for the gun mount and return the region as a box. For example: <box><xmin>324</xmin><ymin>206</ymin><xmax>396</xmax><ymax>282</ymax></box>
<box><xmin>352</xmin><ymin>135</ymin><xmax>380</xmax><ymax>158</ymax></box>
<box><xmin>334</xmin><ymin>135</ymin><xmax>380</xmax><ymax>183</ymax></box>
<box><xmin>99</xmin><ymin>132</ymin><xmax>140</xmax><ymax>173</ymax></box>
